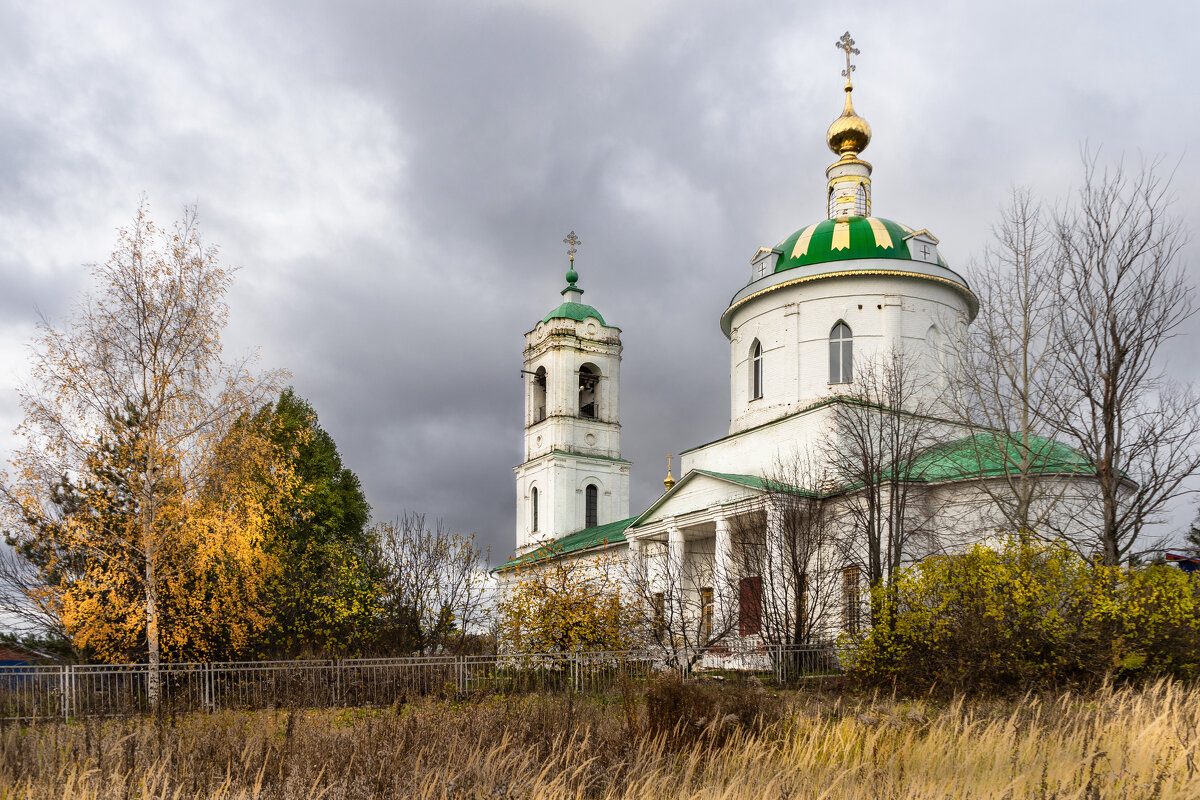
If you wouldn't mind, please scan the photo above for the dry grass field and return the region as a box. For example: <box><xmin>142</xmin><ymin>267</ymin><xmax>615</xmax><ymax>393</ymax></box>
<box><xmin>0</xmin><ymin>678</ymin><xmax>1197</xmax><ymax>799</ymax></box>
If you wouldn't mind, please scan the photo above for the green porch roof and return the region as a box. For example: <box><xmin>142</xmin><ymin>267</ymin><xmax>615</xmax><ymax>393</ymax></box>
<box><xmin>692</xmin><ymin>469</ymin><xmax>817</xmax><ymax>496</ymax></box>
<box><xmin>772</xmin><ymin>216</ymin><xmax>947</xmax><ymax>271</ymax></box>
<box><xmin>542</xmin><ymin>301</ymin><xmax>606</xmax><ymax>325</ymax></box>
<box><xmin>496</xmin><ymin>516</ymin><xmax>636</xmax><ymax>572</ymax></box>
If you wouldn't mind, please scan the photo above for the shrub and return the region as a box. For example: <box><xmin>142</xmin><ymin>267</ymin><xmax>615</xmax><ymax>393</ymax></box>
<box><xmin>642</xmin><ymin>673</ymin><xmax>770</xmax><ymax>748</ymax></box>
<box><xmin>844</xmin><ymin>540</ymin><xmax>1200</xmax><ymax>692</ymax></box>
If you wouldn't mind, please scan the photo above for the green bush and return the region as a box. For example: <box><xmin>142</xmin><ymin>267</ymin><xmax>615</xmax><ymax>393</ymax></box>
<box><xmin>844</xmin><ymin>541</ymin><xmax>1200</xmax><ymax>693</ymax></box>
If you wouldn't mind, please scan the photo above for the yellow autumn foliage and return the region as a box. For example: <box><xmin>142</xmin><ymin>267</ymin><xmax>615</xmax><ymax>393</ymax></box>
<box><xmin>496</xmin><ymin>550</ymin><xmax>637</xmax><ymax>654</ymax></box>
<box><xmin>845</xmin><ymin>539</ymin><xmax>1200</xmax><ymax>691</ymax></box>
<box><xmin>1</xmin><ymin>202</ymin><xmax>288</xmax><ymax>669</ymax></box>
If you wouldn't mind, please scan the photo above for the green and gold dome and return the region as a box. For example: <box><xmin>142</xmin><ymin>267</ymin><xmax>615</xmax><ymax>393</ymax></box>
<box><xmin>721</xmin><ymin>32</ymin><xmax>976</xmax><ymax>336</ymax></box>
<box><xmin>772</xmin><ymin>216</ymin><xmax>947</xmax><ymax>271</ymax></box>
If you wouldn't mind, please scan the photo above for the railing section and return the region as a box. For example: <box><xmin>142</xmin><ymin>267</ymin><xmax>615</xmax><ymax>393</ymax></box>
<box><xmin>0</xmin><ymin>644</ymin><xmax>837</xmax><ymax>720</ymax></box>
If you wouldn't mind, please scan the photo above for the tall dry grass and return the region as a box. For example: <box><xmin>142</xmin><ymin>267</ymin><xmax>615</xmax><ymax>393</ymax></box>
<box><xmin>0</xmin><ymin>679</ymin><xmax>1197</xmax><ymax>799</ymax></box>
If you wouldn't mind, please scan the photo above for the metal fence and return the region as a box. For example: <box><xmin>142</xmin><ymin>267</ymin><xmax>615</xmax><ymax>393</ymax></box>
<box><xmin>0</xmin><ymin>644</ymin><xmax>838</xmax><ymax>720</ymax></box>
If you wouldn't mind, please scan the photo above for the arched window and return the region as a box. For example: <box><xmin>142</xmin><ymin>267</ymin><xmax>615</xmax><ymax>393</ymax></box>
<box><xmin>829</xmin><ymin>322</ymin><xmax>853</xmax><ymax>384</ymax></box>
<box><xmin>827</xmin><ymin>187</ymin><xmax>837</xmax><ymax>218</ymax></box>
<box><xmin>533</xmin><ymin>366</ymin><xmax>547</xmax><ymax>423</ymax></box>
<box><xmin>585</xmin><ymin>483</ymin><xmax>598</xmax><ymax>528</ymax></box>
<box><xmin>579</xmin><ymin>364</ymin><xmax>598</xmax><ymax>419</ymax></box>
<box><xmin>854</xmin><ymin>183</ymin><xmax>867</xmax><ymax>216</ymax></box>
<box><xmin>927</xmin><ymin>325</ymin><xmax>942</xmax><ymax>364</ymax></box>
<box><xmin>530</xmin><ymin>487</ymin><xmax>539</xmax><ymax>533</ymax></box>
<box><xmin>750</xmin><ymin>340</ymin><xmax>763</xmax><ymax>400</ymax></box>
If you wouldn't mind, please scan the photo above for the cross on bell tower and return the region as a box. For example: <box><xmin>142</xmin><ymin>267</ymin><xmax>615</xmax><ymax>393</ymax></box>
<box><xmin>563</xmin><ymin>230</ymin><xmax>581</xmax><ymax>261</ymax></box>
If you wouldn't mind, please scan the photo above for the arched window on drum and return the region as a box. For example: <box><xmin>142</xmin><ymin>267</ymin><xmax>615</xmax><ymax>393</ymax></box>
<box><xmin>829</xmin><ymin>322</ymin><xmax>853</xmax><ymax>384</ymax></box>
<box><xmin>750</xmin><ymin>340</ymin><xmax>763</xmax><ymax>400</ymax></box>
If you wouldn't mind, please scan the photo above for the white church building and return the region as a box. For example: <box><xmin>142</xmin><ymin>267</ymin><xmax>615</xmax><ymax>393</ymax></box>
<box><xmin>497</xmin><ymin>36</ymin><xmax>1094</xmax><ymax>647</ymax></box>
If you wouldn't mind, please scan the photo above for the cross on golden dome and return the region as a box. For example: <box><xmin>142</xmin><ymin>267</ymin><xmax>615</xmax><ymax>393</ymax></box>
<box><xmin>826</xmin><ymin>31</ymin><xmax>871</xmax><ymax>159</ymax></box>
<box><xmin>836</xmin><ymin>31</ymin><xmax>859</xmax><ymax>85</ymax></box>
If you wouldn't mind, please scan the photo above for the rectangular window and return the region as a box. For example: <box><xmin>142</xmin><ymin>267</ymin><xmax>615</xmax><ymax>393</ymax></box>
<box><xmin>842</xmin><ymin>566</ymin><xmax>861</xmax><ymax>635</ymax></box>
<box><xmin>652</xmin><ymin>592</ymin><xmax>666</xmax><ymax>636</ymax></box>
<box><xmin>739</xmin><ymin>576</ymin><xmax>762</xmax><ymax>636</ymax></box>
<box><xmin>700</xmin><ymin>587</ymin><xmax>714</xmax><ymax>643</ymax></box>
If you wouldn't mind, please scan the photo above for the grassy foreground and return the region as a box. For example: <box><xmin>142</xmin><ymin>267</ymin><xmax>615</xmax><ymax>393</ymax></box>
<box><xmin>0</xmin><ymin>680</ymin><xmax>1197</xmax><ymax>799</ymax></box>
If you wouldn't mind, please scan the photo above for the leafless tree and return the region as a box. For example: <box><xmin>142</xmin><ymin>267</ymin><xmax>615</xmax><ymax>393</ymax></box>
<box><xmin>945</xmin><ymin>188</ymin><xmax>1076</xmax><ymax>537</ymax></box>
<box><xmin>1048</xmin><ymin>153</ymin><xmax>1200</xmax><ymax>564</ymax></box>
<box><xmin>828</xmin><ymin>349</ymin><xmax>944</xmax><ymax>620</ymax></box>
<box><xmin>730</xmin><ymin>454</ymin><xmax>841</xmax><ymax>648</ymax></box>
<box><xmin>371</xmin><ymin>512</ymin><xmax>490</xmax><ymax>655</ymax></box>
<box><xmin>624</xmin><ymin>533</ymin><xmax>740</xmax><ymax>672</ymax></box>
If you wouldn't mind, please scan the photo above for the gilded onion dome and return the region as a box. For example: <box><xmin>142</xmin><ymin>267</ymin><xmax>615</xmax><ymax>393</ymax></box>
<box><xmin>826</xmin><ymin>83</ymin><xmax>871</xmax><ymax>158</ymax></box>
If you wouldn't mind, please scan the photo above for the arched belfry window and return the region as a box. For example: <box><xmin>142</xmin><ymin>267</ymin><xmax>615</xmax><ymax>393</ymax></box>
<box><xmin>533</xmin><ymin>366</ymin><xmax>547</xmax><ymax>423</ymax></box>
<box><xmin>750</xmin><ymin>340</ymin><xmax>763</xmax><ymax>400</ymax></box>
<box><xmin>585</xmin><ymin>483</ymin><xmax>598</xmax><ymax>528</ymax></box>
<box><xmin>829</xmin><ymin>322</ymin><xmax>853</xmax><ymax>384</ymax></box>
<box><xmin>531</xmin><ymin>487</ymin><xmax>539</xmax><ymax>533</ymax></box>
<box><xmin>579</xmin><ymin>364</ymin><xmax>598</xmax><ymax>419</ymax></box>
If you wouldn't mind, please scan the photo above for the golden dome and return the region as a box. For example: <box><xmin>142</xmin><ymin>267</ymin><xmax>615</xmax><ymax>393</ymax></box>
<box><xmin>826</xmin><ymin>84</ymin><xmax>871</xmax><ymax>157</ymax></box>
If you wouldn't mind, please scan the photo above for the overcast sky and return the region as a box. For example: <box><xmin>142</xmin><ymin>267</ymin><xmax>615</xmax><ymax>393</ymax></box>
<box><xmin>2</xmin><ymin>0</ymin><xmax>1198</xmax><ymax>565</ymax></box>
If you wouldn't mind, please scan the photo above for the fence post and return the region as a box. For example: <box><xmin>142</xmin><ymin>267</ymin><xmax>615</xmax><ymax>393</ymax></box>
<box><xmin>59</xmin><ymin>666</ymin><xmax>68</xmax><ymax>720</ymax></box>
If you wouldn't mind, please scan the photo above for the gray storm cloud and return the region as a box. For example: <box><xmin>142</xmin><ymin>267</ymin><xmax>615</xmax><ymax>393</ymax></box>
<box><xmin>1</xmin><ymin>0</ymin><xmax>1197</xmax><ymax>563</ymax></box>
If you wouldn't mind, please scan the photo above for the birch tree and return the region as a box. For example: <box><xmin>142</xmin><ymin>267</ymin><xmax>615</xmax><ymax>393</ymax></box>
<box><xmin>1</xmin><ymin>202</ymin><xmax>281</xmax><ymax>702</ymax></box>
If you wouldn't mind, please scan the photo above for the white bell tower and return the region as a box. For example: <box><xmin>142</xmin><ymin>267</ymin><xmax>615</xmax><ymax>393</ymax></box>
<box><xmin>513</xmin><ymin>233</ymin><xmax>631</xmax><ymax>555</ymax></box>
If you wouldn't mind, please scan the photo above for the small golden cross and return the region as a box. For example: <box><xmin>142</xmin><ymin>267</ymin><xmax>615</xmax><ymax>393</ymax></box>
<box><xmin>563</xmin><ymin>231</ymin><xmax>582</xmax><ymax>262</ymax></box>
<box><xmin>835</xmin><ymin>31</ymin><xmax>859</xmax><ymax>82</ymax></box>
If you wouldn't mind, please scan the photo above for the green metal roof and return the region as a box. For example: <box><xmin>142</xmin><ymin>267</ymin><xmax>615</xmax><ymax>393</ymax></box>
<box><xmin>542</xmin><ymin>301</ymin><xmax>606</xmax><ymax>325</ymax></box>
<box><xmin>692</xmin><ymin>469</ymin><xmax>817</xmax><ymax>497</ymax></box>
<box><xmin>899</xmin><ymin>433</ymin><xmax>1094</xmax><ymax>483</ymax></box>
<box><xmin>772</xmin><ymin>216</ymin><xmax>947</xmax><ymax>271</ymax></box>
<box><xmin>495</xmin><ymin>516</ymin><xmax>636</xmax><ymax>572</ymax></box>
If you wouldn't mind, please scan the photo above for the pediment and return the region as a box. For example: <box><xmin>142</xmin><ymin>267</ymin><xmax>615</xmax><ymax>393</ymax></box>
<box><xmin>630</xmin><ymin>469</ymin><xmax>766</xmax><ymax>530</ymax></box>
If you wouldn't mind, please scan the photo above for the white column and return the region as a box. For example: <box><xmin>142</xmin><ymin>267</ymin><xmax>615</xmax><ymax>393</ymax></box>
<box><xmin>764</xmin><ymin>499</ymin><xmax>786</xmax><ymax>642</ymax></box>
<box><xmin>668</xmin><ymin>524</ymin><xmax>685</xmax><ymax>632</ymax></box>
<box><xmin>713</xmin><ymin>515</ymin><xmax>733</xmax><ymax>640</ymax></box>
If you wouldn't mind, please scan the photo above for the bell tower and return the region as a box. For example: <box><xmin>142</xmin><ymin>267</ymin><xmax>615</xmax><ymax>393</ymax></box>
<box><xmin>513</xmin><ymin>233</ymin><xmax>631</xmax><ymax>555</ymax></box>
